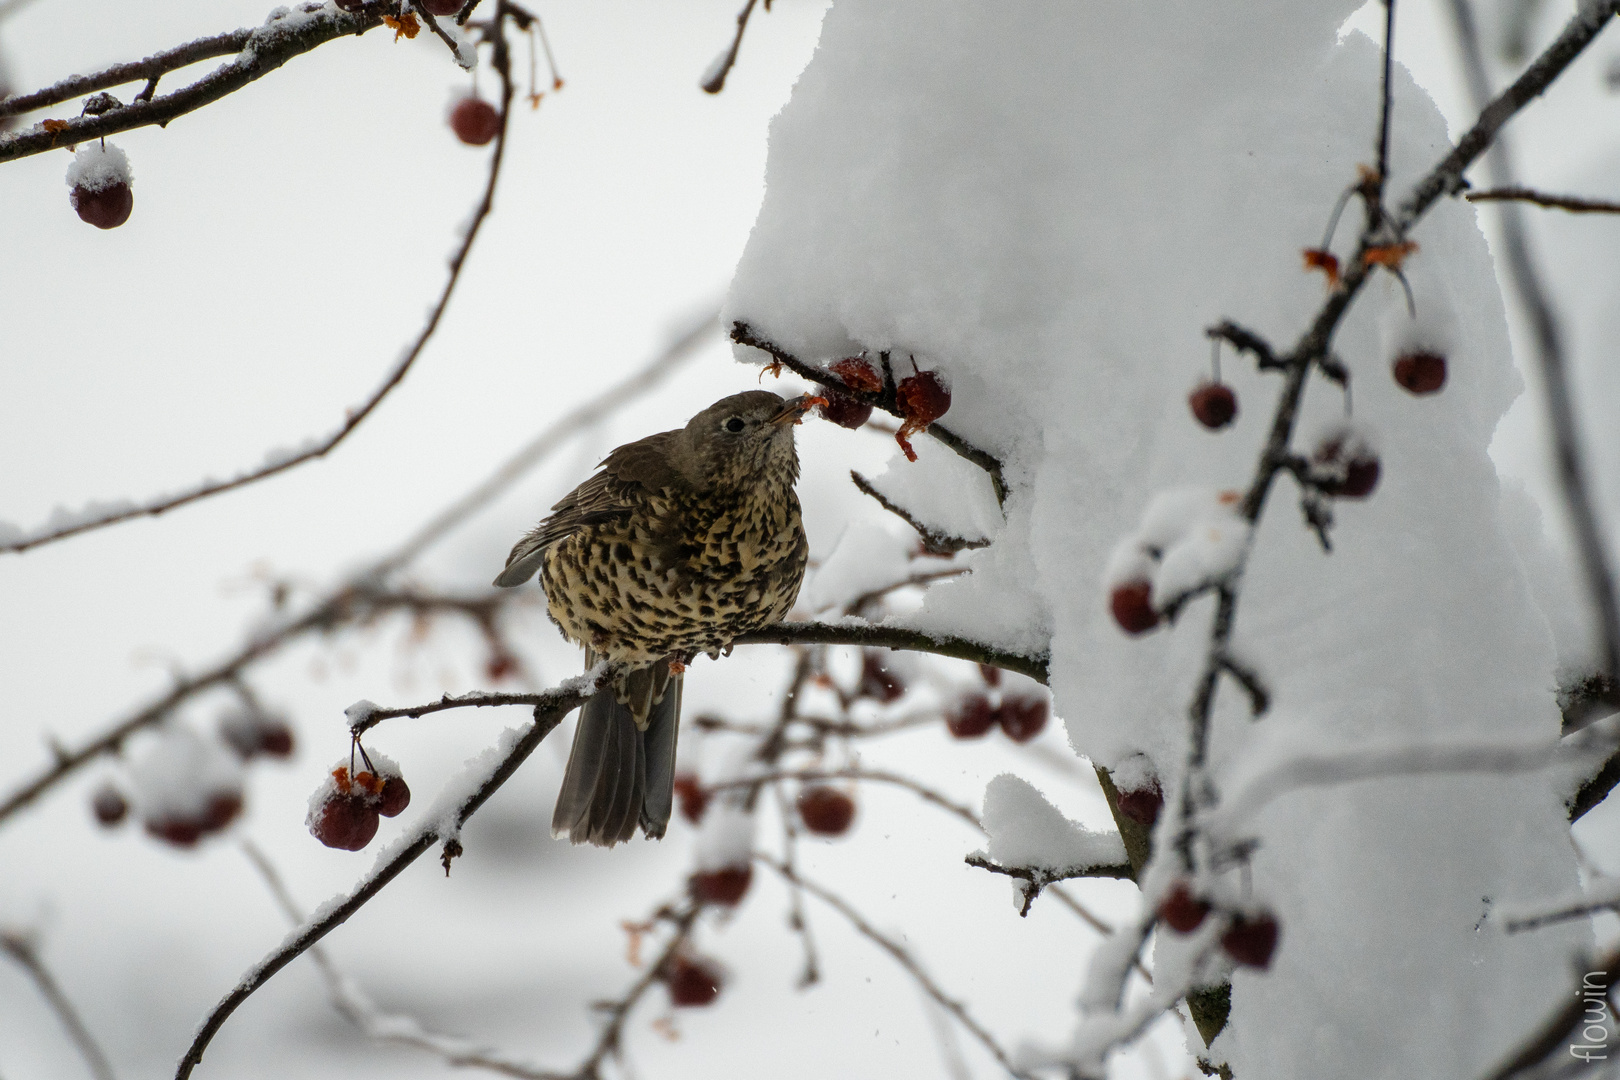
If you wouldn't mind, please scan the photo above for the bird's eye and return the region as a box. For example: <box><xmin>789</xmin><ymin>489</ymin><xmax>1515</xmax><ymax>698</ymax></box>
<box><xmin>723</xmin><ymin>417</ymin><xmax>745</xmax><ymax>434</ymax></box>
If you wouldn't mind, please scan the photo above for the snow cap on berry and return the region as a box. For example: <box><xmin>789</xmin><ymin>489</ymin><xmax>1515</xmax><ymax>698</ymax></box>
<box><xmin>66</xmin><ymin>142</ymin><xmax>132</xmax><ymax>194</ymax></box>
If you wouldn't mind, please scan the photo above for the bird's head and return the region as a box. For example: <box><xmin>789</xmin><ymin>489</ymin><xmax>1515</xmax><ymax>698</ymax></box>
<box><xmin>681</xmin><ymin>390</ymin><xmax>822</xmax><ymax>490</ymax></box>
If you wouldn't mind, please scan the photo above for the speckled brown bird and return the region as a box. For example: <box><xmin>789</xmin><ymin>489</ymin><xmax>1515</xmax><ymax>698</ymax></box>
<box><xmin>494</xmin><ymin>390</ymin><xmax>818</xmax><ymax>846</ymax></box>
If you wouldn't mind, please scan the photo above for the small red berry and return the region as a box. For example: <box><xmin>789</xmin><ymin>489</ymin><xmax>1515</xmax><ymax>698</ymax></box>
<box><xmin>858</xmin><ymin>650</ymin><xmax>905</xmax><ymax>703</ymax></box>
<box><xmin>829</xmin><ymin>357</ymin><xmax>883</xmax><ymax>393</ymax></box>
<box><xmin>1314</xmin><ymin>437</ymin><xmax>1380</xmax><ymax>499</ymax></box>
<box><xmin>797</xmin><ymin>787</ymin><xmax>856</xmax><ymax>836</ymax></box>
<box><xmin>1393</xmin><ymin>351</ymin><xmax>1446</xmax><ymax>395</ymax></box>
<box><xmin>1189</xmin><ymin>383</ymin><xmax>1238</xmax><ymax>429</ymax></box>
<box><xmin>897</xmin><ymin>370</ymin><xmax>951</xmax><ymax>425</ymax></box>
<box><xmin>376</xmin><ymin>776</ymin><xmax>411</xmax><ymax>818</ymax></box>
<box><xmin>947</xmin><ymin>694</ymin><xmax>997</xmax><ymax>739</ymax></box>
<box><xmin>71</xmin><ymin>182</ymin><xmax>132</xmax><ymax>229</ymax></box>
<box><xmin>666</xmin><ymin>955</ymin><xmax>723</xmax><ymax>1007</ymax></box>
<box><xmin>1110</xmin><ymin>580</ymin><xmax>1159</xmax><ymax>635</ymax></box>
<box><xmin>258</xmin><ymin>721</ymin><xmax>295</xmax><ymax>758</ymax></box>
<box><xmin>420</xmin><ymin>0</ymin><xmax>462</xmax><ymax>14</ymax></box>
<box><xmin>485</xmin><ymin>652</ymin><xmax>518</xmax><ymax>681</ymax></box>
<box><xmin>1221</xmin><ymin>912</ymin><xmax>1280</xmax><ymax>969</ymax></box>
<box><xmin>311</xmin><ymin>793</ymin><xmax>380</xmax><ymax>851</ymax></box>
<box><xmin>997</xmin><ymin>695</ymin><xmax>1048</xmax><ymax>743</ymax></box>
<box><xmin>200</xmin><ymin>792</ymin><xmax>244</xmax><ymax>832</ymax></box>
<box><xmin>816</xmin><ymin>389</ymin><xmax>873</xmax><ymax>429</ymax></box>
<box><xmin>1157</xmin><ymin>880</ymin><xmax>1211</xmax><ymax>933</ymax></box>
<box><xmin>146</xmin><ymin>818</ymin><xmax>204</xmax><ymax>848</ymax></box>
<box><xmin>91</xmin><ymin>784</ymin><xmax>128</xmax><ymax>827</ymax></box>
<box><xmin>690</xmin><ymin>864</ymin><xmax>752</xmax><ymax>906</ymax></box>
<box><xmin>672</xmin><ymin>774</ymin><xmax>709</xmax><ymax>824</ymax></box>
<box><xmin>977</xmin><ymin>663</ymin><xmax>1001</xmax><ymax>687</ymax></box>
<box><xmin>450</xmin><ymin>98</ymin><xmax>500</xmax><ymax>146</ymax></box>
<box><xmin>1116</xmin><ymin>781</ymin><xmax>1163</xmax><ymax>826</ymax></box>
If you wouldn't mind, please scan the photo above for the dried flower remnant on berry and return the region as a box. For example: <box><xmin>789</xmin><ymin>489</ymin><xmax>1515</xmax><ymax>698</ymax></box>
<box><xmin>1302</xmin><ymin>247</ymin><xmax>1340</xmax><ymax>286</ymax></box>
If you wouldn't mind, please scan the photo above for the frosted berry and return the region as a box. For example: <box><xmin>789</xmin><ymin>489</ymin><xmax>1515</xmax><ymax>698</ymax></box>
<box><xmin>91</xmin><ymin>784</ymin><xmax>128</xmax><ymax>827</ymax></box>
<box><xmin>1110</xmin><ymin>580</ymin><xmax>1159</xmax><ymax>635</ymax></box>
<box><xmin>420</xmin><ymin>0</ymin><xmax>462</xmax><ymax>14</ymax></box>
<box><xmin>817</xmin><ymin>389</ymin><xmax>873</xmax><ymax>429</ymax></box>
<box><xmin>1221</xmin><ymin>912</ymin><xmax>1280</xmax><ymax>969</ymax></box>
<box><xmin>858</xmin><ymin>651</ymin><xmax>905</xmax><ymax>703</ymax></box>
<box><xmin>450</xmin><ymin>98</ymin><xmax>500</xmax><ymax>146</ymax></box>
<box><xmin>690</xmin><ymin>864</ymin><xmax>752</xmax><ymax>906</ymax></box>
<box><xmin>797</xmin><ymin>786</ymin><xmax>856</xmax><ymax>836</ymax></box>
<box><xmin>829</xmin><ymin>357</ymin><xmax>883</xmax><ymax>393</ymax></box>
<box><xmin>997</xmin><ymin>695</ymin><xmax>1048</xmax><ymax>743</ymax></box>
<box><xmin>1158</xmin><ymin>881</ymin><xmax>1211</xmax><ymax>933</ymax></box>
<box><xmin>1116</xmin><ymin>781</ymin><xmax>1163</xmax><ymax>827</ymax></box>
<box><xmin>200</xmin><ymin>792</ymin><xmax>244</xmax><ymax>832</ymax></box>
<box><xmin>897</xmin><ymin>370</ymin><xmax>951</xmax><ymax>425</ymax></box>
<box><xmin>1393</xmin><ymin>351</ymin><xmax>1446</xmax><ymax>395</ymax></box>
<box><xmin>673</xmin><ymin>774</ymin><xmax>709</xmax><ymax>824</ymax></box>
<box><xmin>1189</xmin><ymin>383</ymin><xmax>1238</xmax><ymax>429</ymax></box>
<box><xmin>376</xmin><ymin>776</ymin><xmax>411</xmax><ymax>818</ymax></box>
<box><xmin>71</xmin><ymin>182</ymin><xmax>132</xmax><ymax>229</ymax></box>
<box><xmin>666</xmin><ymin>955</ymin><xmax>723</xmax><ymax>1007</ymax></box>
<box><xmin>947</xmin><ymin>694</ymin><xmax>997</xmax><ymax>739</ymax></box>
<box><xmin>1314</xmin><ymin>437</ymin><xmax>1380</xmax><ymax>499</ymax></box>
<box><xmin>312</xmin><ymin>793</ymin><xmax>380</xmax><ymax>851</ymax></box>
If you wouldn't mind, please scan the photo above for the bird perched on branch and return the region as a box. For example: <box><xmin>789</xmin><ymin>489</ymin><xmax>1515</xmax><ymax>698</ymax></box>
<box><xmin>495</xmin><ymin>390</ymin><xmax>820</xmax><ymax>845</ymax></box>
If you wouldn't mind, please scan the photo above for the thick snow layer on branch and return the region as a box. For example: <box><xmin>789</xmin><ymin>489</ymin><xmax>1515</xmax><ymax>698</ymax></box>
<box><xmin>728</xmin><ymin>2</ymin><xmax>1585</xmax><ymax>1076</ymax></box>
<box><xmin>980</xmin><ymin>773</ymin><xmax>1125</xmax><ymax>872</ymax></box>
<box><xmin>807</xmin><ymin>520</ymin><xmax>912</xmax><ymax>611</ymax></box>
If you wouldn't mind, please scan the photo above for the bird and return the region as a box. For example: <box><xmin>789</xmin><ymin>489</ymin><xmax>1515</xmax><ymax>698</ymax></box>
<box><xmin>494</xmin><ymin>390</ymin><xmax>820</xmax><ymax>846</ymax></box>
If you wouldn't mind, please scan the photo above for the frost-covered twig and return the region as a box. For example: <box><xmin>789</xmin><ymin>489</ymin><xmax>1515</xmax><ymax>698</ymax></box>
<box><xmin>730</xmin><ymin>321</ymin><xmax>1010</xmax><ymax>503</ymax></box>
<box><xmin>756</xmin><ymin>855</ymin><xmax>1032</xmax><ymax>1079</ymax></box>
<box><xmin>732</xmin><ymin>620</ymin><xmax>1048</xmax><ymax>684</ymax></box>
<box><xmin>1443</xmin><ymin>0</ymin><xmax>1620</xmax><ymax>691</ymax></box>
<box><xmin>850</xmin><ymin>470</ymin><xmax>991</xmax><ymax>555</ymax></box>
<box><xmin>964</xmin><ymin>853</ymin><xmax>1134</xmax><ymax>908</ymax></box>
<box><xmin>175</xmin><ymin>691</ymin><xmax>583</xmax><ymax>1080</ymax></box>
<box><xmin>699</xmin><ymin>0</ymin><xmax>761</xmax><ymax>94</ymax></box>
<box><xmin>1465</xmin><ymin>186</ymin><xmax>1620</xmax><ymax>214</ymax></box>
<box><xmin>0</xmin><ymin>6</ymin><xmax>383</xmax><ymax>158</ymax></box>
<box><xmin>238</xmin><ymin>840</ymin><xmax>565</xmax><ymax>1079</ymax></box>
<box><xmin>0</xmin><ymin>9</ymin><xmax>515</xmax><ymax>557</ymax></box>
<box><xmin>1479</xmin><ymin>945</ymin><xmax>1620</xmax><ymax>1080</ymax></box>
<box><xmin>0</xmin><ymin>927</ymin><xmax>117</xmax><ymax>1080</ymax></box>
<box><xmin>345</xmin><ymin>685</ymin><xmax>592</xmax><ymax>735</ymax></box>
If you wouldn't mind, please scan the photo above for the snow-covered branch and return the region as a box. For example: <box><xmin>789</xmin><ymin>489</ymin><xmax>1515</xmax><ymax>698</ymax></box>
<box><xmin>174</xmin><ymin>692</ymin><xmax>583</xmax><ymax>1080</ymax></box>
<box><xmin>732</xmin><ymin>620</ymin><xmax>1048</xmax><ymax>684</ymax></box>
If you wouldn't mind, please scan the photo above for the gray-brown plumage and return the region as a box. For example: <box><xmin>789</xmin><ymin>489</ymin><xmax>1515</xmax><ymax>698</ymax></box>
<box><xmin>494</xmin><ymin>390</ymin><xmax>817</xmax><ymax>846</ymax></box>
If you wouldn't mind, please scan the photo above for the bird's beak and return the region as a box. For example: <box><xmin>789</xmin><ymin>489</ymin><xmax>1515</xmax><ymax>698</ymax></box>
<box><xmin>771</xmin><ymin>395</ymin><xmax>827</xmax><ymax>426</ymax></box>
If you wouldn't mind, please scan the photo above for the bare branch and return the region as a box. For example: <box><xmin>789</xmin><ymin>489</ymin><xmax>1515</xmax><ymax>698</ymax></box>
<box><xmin>756</xmin><ymin>856</ymin><xmax>1033</xmax><ymax>1079</ymax></box>
<box><xmin>1466</xmin><ymin>186</ymin><xmax>1620</xmax><ymax>213</ymax></box>
<box><xmin>732</xmin><ymin>620</ymin><xmax>1048</xmax><ymax>685</ymax></box>
<box><xmin>0</xmin><ymin>7</ymin><xmax>384</xmax><ymax>159</ymax></box>
<box><xmin>175</xmin><ymin>690</ymin><xmax>582</xmax><ymax>1080</ymax></box>
<box><xmin>709</xmin><ymin>765</ymin><xmax>986</xmax><ymax>833</ymax></box>
<box><xmin>1</xmin><ymin>21</ymin><xmax>516</xmax><ymax>557</ymax></box>
<box><xmin>849</xmin><ymin>471</ymin><xmax>990</xmax><ymax>555</ymax></box>
<box><xmin>1479</xmin><ymin>946</ymin><xmax>1620</xmax><ymax>1080</ymax></box>
<box><xmin>0</xmin><ymin>929</ymin><xmax>117</xmax><ymax>1080</ymax></box>
<box><xmin>699</xmin><ymin>0</ymin><xmax>759</xmax><ymax>94</ymax></box>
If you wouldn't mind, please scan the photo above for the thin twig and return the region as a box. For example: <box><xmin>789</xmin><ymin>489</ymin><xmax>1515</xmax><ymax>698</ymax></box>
<box><xmin>175</xmin><ymin>690</ymin><xmax>583</xmax><ymax>1080</ymax></box>
<box><xmin>1466</xmin><ymin>187</ymin><xmax>1620</xmax><ymax>214</ymax></box>
<box><xmin>0</xmin><ymin>930</ymin><xmax>117</xmax><ymax>1080</ymax></box>
<box><xmin>756</xmin><ymin>856</ymin><xmax>1032</xmax><ymax>1079</ymax></box>
<box><xmin>700</xmin><ymin>0</ymin><xmax>759</xmax><ymax>94</ymax></box>
<box><xmin>849</xmin><ymin>471</ymin><xmax>991</xmax><ymax>555</ymax></box>
<box><xmin>1480</xmin><ymin>946</ymin><xmax>1620</xmax><ymax>1080</ymax></box>
<box><xmin>1</xmin><ymin>21</ymin><xmax>516</xmax><ymax>556</ymax></box>
<box><xmin>709</xmin><ymin>765</ymin><xmax>986</xmax><ymax>832</ymax></box>
<box><xmin>574</xmin><ymin>902</ymin><xmax>702</xmax><ymax>1080</ymax></box>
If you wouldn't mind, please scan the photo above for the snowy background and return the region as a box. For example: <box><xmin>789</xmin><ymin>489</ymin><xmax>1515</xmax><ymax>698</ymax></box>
<box><xmin>3</xmin><ymin>1</ymin><xmax>1620</xmax><ymax>1078</ymax></box>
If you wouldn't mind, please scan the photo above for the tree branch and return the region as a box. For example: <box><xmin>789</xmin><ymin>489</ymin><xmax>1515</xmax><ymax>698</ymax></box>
<box><xmin>849</xmin><ymin>470</ymin><xmax>990</xmax><ymax>555</ymax></box>
<box><xmin>0</xmin><ymin>13</ymin><xmax>515</xmax><ymax>556</ymax></box>
<box><xmin>1479</xmin><ymin>945</ymin><xmax>1620</xmax><ymax>1080</ymax></box>
<box><xmin>0</xmin><ymin>929</ymin><xmax>117</xmax><ymax>1080</ymax></box>
<box><xmin>174</xmin><ymin>691</ymin><xmax>582</xmax><ymax>1080</ymax></box>
<box><xmin>1466</xmin><ymin>186</ymin><xmax>1620</xmax><ymax>214</ymax></box>
<box><xmin>0</xmin><ymin>6</ymin><xmax>384</xmax><ymax>160</ymax></box>
<box><xmin>731</xmin><ymin>620</ymin><xmax>1048</xmax><ymax>685</ymax></box>
<box><xmin>699</xmin><ymin>0</ymin><xmax>759</xmax><ymax>94</ymax></box>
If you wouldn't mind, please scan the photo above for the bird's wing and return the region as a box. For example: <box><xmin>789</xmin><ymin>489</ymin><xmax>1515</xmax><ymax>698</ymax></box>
<box><xmin>492</xmin><ymin>430</ymin><xmax>684</xmax><ymax>587</ymax></box>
